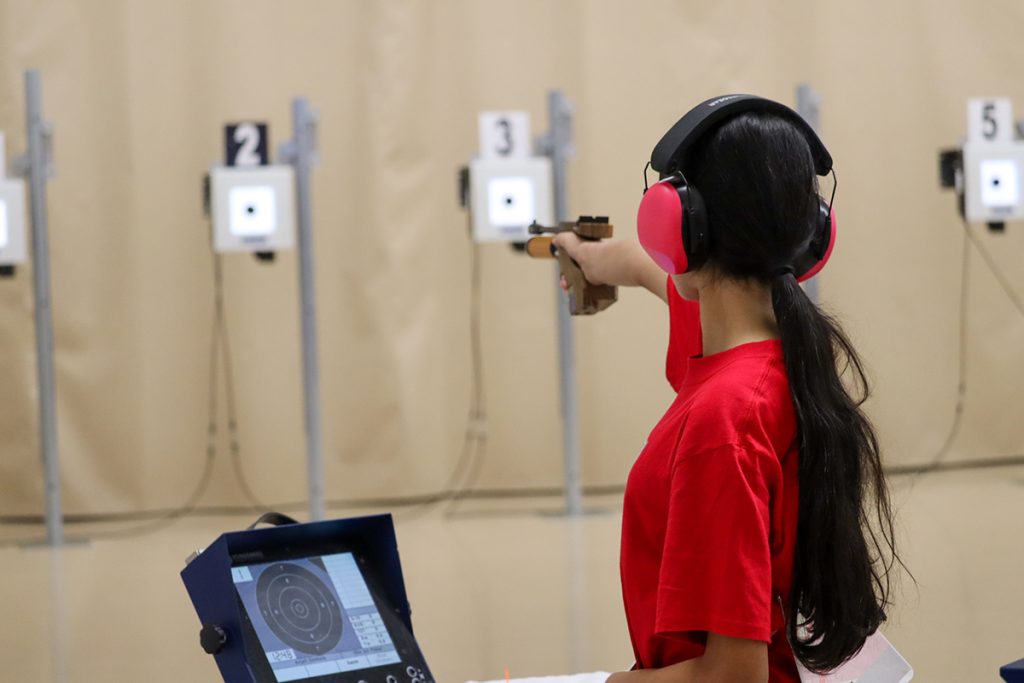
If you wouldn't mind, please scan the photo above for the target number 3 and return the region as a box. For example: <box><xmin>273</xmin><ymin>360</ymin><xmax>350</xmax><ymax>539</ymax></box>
<box><xmin>478</xmin><ymin>111</ymin><xmax>531</xmax><ymax>160</ymax></box>
<box><xmin>495</xmin><ymin>118</ymin><xmax>513</xmax><ymax>156</ymax></box>
<box><xmin>225</xmin><ymin>122</ymin><xmax>269</xmax><ymax>167</ymax></box>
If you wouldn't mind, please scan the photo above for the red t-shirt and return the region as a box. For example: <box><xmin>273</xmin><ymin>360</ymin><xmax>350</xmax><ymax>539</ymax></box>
<box><xmin>619</xmin><ymin>278</ymin><xmax>801</xmax><ymax>682</ymax></box>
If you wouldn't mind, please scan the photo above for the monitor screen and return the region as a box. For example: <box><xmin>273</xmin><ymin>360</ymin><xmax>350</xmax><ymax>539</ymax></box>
<box><xmin>233</xmin><ymin>552</ymin><xmax>402</xmax><ymax>682</ymax></box>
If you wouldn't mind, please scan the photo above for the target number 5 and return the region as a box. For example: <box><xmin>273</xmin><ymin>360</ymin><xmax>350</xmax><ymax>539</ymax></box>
<box><xmin>967</xmin><ymin>99</ymin><xmax>1013</xmax><ymax>144</ymax></box>
<box><xmin>225</xmin><ymin>122</ymin><xmax>269</xmax><ymax>167</ymax></box>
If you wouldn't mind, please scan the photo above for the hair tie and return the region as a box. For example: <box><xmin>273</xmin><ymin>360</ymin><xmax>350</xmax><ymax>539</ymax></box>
<box><xmin>771</xmin><ymin>264</ymin><xmax>795</xmax><ymax>279</ymax></box>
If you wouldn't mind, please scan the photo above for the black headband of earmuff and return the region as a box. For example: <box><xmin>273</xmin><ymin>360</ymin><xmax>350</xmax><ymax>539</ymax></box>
<box><xmin>650</xmin><ymin>94</ymin><xmax>833</xmax><ymax>176</ymax></box>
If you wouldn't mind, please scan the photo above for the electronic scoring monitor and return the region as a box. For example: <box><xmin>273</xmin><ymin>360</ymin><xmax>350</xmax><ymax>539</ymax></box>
<box><xmin>183</xmin><ymin>514</ymin><xmax>432</xmax><ymax>683</ymax></box>
<box><xmin>233</xmin><ymin>547</ymin><xmax>430</xmax><ymax>683</ymax></box>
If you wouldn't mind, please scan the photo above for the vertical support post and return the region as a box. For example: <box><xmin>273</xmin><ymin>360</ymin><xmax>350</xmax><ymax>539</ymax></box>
<box><xmin>282</xmin><ymin>98</ymin><xmax>325</xmax><ymax>521</ymax></box>
<box><xmin>24</xmin><ymin>70</ymin><xmax>63</xmax><ymax>546</ymax></box>
<box><xmin>47</xmin><ymin>548</ymin><xmax>68</xmax><ymax>682</ymax></box>
<box><xmin>796</xmin><ymin>83</ymin><xmax>823</xmax><ymax>304</ymax></box>
<box><xmin>540</xmin><ymin>90</ymin><xmax>583</xmax><ymax>518</ymax></box>
<box><xmin>539</xmin><ymin>92</ymin><xmax>587</xmax><ymax>668</ymax></box>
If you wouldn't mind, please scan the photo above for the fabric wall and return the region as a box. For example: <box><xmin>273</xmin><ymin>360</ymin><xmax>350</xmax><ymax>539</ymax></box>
<box><xmin>2</xmin><ymin>0</ymin><xmax>1023</xmax><ymax>517</ymax></box>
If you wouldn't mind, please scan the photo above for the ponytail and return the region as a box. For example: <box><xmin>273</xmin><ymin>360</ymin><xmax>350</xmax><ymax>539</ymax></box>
<box><xmin>684</xmin><ymin>110</ymin><xmax>902</xmax><ymax>672</ymax></box>
<box><xmin>771</xmin><ymin>273</ymin><xmax>896</xmax><ymax>672</ymax></box>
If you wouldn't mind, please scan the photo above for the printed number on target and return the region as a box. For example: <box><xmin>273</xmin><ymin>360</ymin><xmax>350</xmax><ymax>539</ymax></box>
<box><xmin>478</xmin><ymin>112</ymin><xmax>531</xmax><ymax>160</ymax></box>
<box><xmin>225</xmin><ymin>122</ymin><xmax>270</xmax><ymax>167</ymax></box>
<box><xmin>967</xmin><ymin>99</ymin><xmax>1013</xmax><ymax>144</ymax></box>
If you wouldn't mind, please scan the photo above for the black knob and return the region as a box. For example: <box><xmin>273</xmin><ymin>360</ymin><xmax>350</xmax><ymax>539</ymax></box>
<box><xmin>200</xmin><ymin>624</ymin><xmax>228</xmax><ymax>655</ymax></box>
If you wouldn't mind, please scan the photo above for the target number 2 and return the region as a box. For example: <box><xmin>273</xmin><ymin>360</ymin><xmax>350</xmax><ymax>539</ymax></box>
<box><xmin>225</xmin><ymin>122</ymin><xmax>270</xmax><ymax>167</ymax></box>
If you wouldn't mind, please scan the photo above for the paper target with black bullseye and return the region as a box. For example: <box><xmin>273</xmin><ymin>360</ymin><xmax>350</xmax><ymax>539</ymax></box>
<box><xmin>255</xmin><ymin>561</ymin><xmax>344</xmax><ymax>654</ymax></box>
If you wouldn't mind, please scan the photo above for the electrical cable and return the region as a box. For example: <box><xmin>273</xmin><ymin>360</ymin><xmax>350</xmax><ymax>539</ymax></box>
<box><xmin>3</xmin><ymin>228</ymin><xmax>524</xmax><ymax>532</ymax></box>
<box><xmin>0</xmin><ymin>286</ymin><xmax>227</xmax><ymax>545</ymax></box>
<box><xmin>1</xmin><ymin>251</ymin><xmax>280</xmax><ymax>544</ymax></box>
<box><xmin>885</xmin><ymin>453</ymin><xmax>1024</xmax><ymax>476</ymax></box>
<box><xmin>885</xmin><ymin>228</ymin><xmax>970</xmax><ymax>476</ymax></box>
<box><xmin>886</xmin><ymin>218</ymin><xmax>1024</xmax><ymax>477</ymax></box>
<box><xmin>212</xmin><ymin>254</ymin><xmax>267</xmax><ymax>511</ymax></box>
<box><xmin>0</xmin><ymin>229</ymin><xmax>592</xmax><ymax>533</ymax></box>
<box><xmin>55</xmin><ymin>447</ymin><xmax>217</xmax><ymax>543</ymax></box>
<box><xmin>398</xmin><ymin>238</ymin><xmax>488</xmax><ymax>520</ymax></box>
<box><xmin>0</xmin><ymin>452</ymin><xmax>215</xmax><ymax>547</ymax></box>
<box><xmin>78</xmin><ymin>253</ymin><xmax>271</xmax><ymax>540</ymax></box>
<box><xmin>64</xmin><ymin>256</ymin><xmax>249</xmax><ymax>540</ymax></box>
<box><xmin>11</xmin><ymin>216</ymin><xmax>1024</xmax><ymax>536</ymax></box>
<box><xmin>964</xmin><ymin>224</ymin><xmax>1024</xmax><ymax>316</ymax></box>
<box><xmin>0</xmin><ymin>485</ymin><xmax>630</xmax><ymax>533</ymax></box>
<box><xmin>442</xmin><ymin>240</ymin><xmax>489</xmax><ymax>516</ymax></box>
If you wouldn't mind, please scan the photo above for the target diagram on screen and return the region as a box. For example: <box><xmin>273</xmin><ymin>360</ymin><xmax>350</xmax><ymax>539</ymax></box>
<box><xmin>256</xmin><ymin>561</ymin><xmax>344</xmax><ymax>654</ymax></box>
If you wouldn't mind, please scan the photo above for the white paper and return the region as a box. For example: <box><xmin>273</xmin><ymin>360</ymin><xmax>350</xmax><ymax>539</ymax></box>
<box><xmin>796</xmin><ymin>631</ymin><xmax>913</xmax><ymax>683</ymax></box>
<box><xmin>466</xmin><ymin>672</ymin><xmax>610</xmax><ymax>683</ymax></box>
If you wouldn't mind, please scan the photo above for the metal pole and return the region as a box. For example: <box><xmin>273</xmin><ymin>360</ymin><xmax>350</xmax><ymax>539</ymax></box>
<box><xmin>283</xmin><ymin>98</ymin><xmax>325</xmax><ymax>521</ymax></box>
<box><xmin>47</xmin><ymin>547</ymin><xmax>68</xmax><ymax>682</ymax></box>
<box><xmin>543</xmin><ymin>90</ymin><xmax>583</xmax><ymax>518</ymax></box>
<box><xmin>24</xmin><ymin>70</ymin><xmax>63</xmax><ymax>545</ymax></box>
<box><xmin>796</xmin><ymin>83</ymin><xmax>823</xmax><ymax>304</ymax></box>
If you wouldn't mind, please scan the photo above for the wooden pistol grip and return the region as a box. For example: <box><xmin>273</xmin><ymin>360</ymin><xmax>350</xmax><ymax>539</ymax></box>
<box><xmin>525</xmin><ymin>218</ymin><xmax>618</xmax><ymax>315</ymax></box>
<box><xmin>556</xmin><ymin>250</ymin><xmax>618</xmax><ymax>316</ymax></box>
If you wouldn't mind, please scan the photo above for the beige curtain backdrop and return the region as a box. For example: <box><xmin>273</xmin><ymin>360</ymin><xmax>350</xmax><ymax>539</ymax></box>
<box><xmin>1</xmin><ymin>0</ymin><xmax>1023</xmax><ymax>517</ymax></box>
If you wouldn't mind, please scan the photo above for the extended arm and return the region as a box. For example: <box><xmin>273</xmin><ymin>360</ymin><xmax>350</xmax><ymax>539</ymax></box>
<box><xmin>552</xmin><ymin>233</ymin><xmax>668</xmax><ymax>303</ymax></box>
<box><xmin>608</xmin><ymin>633</ymin><xmax>768</xmax><ymax>683</ymax></box>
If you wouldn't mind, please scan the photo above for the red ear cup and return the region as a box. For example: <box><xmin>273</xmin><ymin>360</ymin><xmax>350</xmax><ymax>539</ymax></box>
<box><xmin>637</xmin><ymin>180</ymin><xmax>690</xmax><ymax>274</ymax></box>
<box><xmin>796</xmin><ymin>202</ymin><xmax>837</xmax><ymax>283</ymax></box>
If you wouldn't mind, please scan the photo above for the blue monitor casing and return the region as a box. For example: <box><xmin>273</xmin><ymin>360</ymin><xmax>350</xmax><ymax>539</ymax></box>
<box><xmin>181</xmin><ymin>514</ymin><xmax>432</xmax><ymax>683</ymax></box>
<box><xmin>1003</xmin><ymin>658</ymin><xmax>1024</xmax><ymax>683</ymax></box>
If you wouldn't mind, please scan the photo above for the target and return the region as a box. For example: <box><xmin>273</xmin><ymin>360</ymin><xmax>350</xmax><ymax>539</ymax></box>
<box><xmin>256</xmin><ymin>562</ymin><xmax>344</xmax><ymax>655</ymax></box>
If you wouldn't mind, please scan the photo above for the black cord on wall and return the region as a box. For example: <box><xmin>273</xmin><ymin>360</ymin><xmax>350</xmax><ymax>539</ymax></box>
<box><xmin>398</xmin><ymin>236</ymin><xmax>490</xmax><ymax>520</ymax></box>
<box><xmin>212</xmin><ymin>254</ymin><xmax>267</xmax><ymax>511</ymax></box>
<box><xmin>0</xmin><ymin>252</ymin><xmax>269</xmax><ymax>545</ymax></box>
<box><xmin>6</xmin><ymin>218</ymin><xmax>1024</xmax><ymax>539</ymax></box>
<box><xmin>885</xmin><ymin>219</ymin><xmax>1024</xmax><ymax>477</ymax></box>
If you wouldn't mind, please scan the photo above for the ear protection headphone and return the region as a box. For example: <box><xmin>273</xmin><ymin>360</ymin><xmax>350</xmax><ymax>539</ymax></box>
<box><xmin>636</xmin><ymin>94</ymin><xmax>837</xmax><ymax>280</ymax></box>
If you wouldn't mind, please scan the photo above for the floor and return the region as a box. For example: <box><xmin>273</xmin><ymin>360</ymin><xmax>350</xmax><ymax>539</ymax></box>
<box><xmin>1</xmin><ymin>466</ymin><xmax>1023</xmax><ymax>683</ymax></box>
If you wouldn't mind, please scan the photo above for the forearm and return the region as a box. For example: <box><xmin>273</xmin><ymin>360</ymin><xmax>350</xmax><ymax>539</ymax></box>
<box><xmin>607</xmin><ymin>658</ymin><xmax>762</xmax><ymax>683</ymax></box>
<box><xmin>592</xmin><ymin>240</ymin><xmax>668</xmax><ymax>303</ymax></box>
<box><xmin>607</xmin><ymin>659</ymin><xmax>700</xmax><ymax>683</ymax></box>
<box><xmin>607</xmin><ymin>633</ymin><xmax>768</xmax><ymax>683</ymax></box>
<box><xmin>633</xmin><ymin>250</ymin><xmax>669</xmax><ymax>303</ymax></box>
<box><xmin>551</xmin><ymin>233</ymin><xmax>668</xmax><ymax>303</ymax></box>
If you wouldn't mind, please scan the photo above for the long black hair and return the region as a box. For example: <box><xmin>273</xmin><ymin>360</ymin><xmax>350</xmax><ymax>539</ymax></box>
<box><xmin>685</xmin><ymin>112</ymin><xmax>899</xmax><ymax>672</ymax></box>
